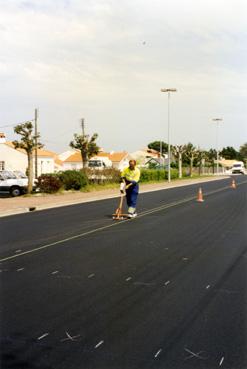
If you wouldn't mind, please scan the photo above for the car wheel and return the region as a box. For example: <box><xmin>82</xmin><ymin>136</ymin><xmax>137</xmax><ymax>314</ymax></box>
<box><xmin>10</xmin><ymin>186</ymin><xmax>21</xmax><ymax>197</ymax></box>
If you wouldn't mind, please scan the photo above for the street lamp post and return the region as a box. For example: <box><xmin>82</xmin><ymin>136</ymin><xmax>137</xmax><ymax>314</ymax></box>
<box><xmin>161</xmin><ymin>88</ymin><xmax>177</xmax><ymax>182</ymax></box>
<box><xmin>212</xmin><ymin>118</ymin><xmax>223</xmax><ymax>175</ymax></box>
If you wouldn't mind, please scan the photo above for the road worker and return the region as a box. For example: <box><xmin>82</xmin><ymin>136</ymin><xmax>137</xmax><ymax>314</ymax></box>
<box><xmin>120</xmin><ymin>160</ymin><xmax>140</xmax><ymax>218</ymax></box>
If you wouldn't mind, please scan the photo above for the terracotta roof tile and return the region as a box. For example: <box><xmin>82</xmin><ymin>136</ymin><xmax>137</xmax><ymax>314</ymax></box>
<box><xmin>64</xmin><ymin>152</ymin><xmax>82</xmax><ymax>162</ymax></box>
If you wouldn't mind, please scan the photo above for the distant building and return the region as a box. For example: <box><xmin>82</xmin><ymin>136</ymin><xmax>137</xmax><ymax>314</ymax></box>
<box><xmin>128</xmin><ymin>148</ymin><xmax>168</xmax><ymax>168</ymax></box>
<box><xmin>62</xmin><ymin>151</ymin><xmax>128</xmax><ymax>171</ymax></box>
<box><xmin>0</xmin><ymin>132</ymin><xmax>60</xmax><ymax>176</ymax></box>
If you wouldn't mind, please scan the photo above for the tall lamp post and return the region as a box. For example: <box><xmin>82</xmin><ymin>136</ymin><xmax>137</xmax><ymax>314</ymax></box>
<box><xmin>212</xmin><ymin>118</ymin><xmax>223</xmax><ymax>175</ymax></box>
<box><xmin>161</xmin><ymin>88</ymin><xmax>177</xmax><ymax>182</ymax></box>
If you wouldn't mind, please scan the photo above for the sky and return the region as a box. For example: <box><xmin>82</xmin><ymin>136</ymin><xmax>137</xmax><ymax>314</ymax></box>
<box><xmin>0</xmin><ymin>0</ymin><xmax>246</xmax><ymax>154</ymax></box>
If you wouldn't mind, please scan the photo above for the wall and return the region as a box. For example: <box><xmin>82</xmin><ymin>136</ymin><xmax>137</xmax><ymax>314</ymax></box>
<box><xmin>0</xmin><ymin>144</ymin><xmax>27</xmax><ymax>173</ymax></box>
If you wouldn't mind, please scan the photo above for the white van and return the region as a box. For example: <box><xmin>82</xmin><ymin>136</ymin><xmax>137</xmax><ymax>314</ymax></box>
<box><xmin>0</xmin><ymin>170</ymin><xmax>28</xmax><ymax>196</ymax></box>
<box><xmin>231</xmin><ymin>162</ymin><xmax>246</xmax><ymax>175</ymax></box>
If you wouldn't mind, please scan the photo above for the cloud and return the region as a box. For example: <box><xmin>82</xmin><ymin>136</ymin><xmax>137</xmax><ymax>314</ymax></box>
<box><xmin>0</xmin><ymin>0</ymin><xmax>246</xmax><ymax>152</ymax></box>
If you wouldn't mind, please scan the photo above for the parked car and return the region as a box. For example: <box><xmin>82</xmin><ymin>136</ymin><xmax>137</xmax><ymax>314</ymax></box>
<box><xmin>0</xmin><ymin>170</ymin><xmax>28</xmax><ymax>196</ymax></box>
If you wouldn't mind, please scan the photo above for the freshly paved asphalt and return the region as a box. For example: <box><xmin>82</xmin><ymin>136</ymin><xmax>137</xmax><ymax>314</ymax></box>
<box><xmin>0</xmin><ymin>176</ymin><xmax>247</xmax><ymax>369</ymax></box>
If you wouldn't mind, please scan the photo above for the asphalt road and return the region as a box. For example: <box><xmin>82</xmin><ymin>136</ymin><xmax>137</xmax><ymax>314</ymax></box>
<box><xmin>1</xmin><ymin>176</ymin><xmax>247</xmax><ymax>369</ymax></box>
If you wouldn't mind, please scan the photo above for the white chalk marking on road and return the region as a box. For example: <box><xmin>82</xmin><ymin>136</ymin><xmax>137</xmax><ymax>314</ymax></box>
<box><xmin>1</xmin><ymin>184</ymin><xmax>239</xmax><ymax>263</ymax></box>
<box><xmin>219</xmin><ymin>356</ymin><xmax>224</xmax><ymax>366</ymax></box>
<box><xmin>164</xmin><ymin>281</ymin><xmax>170</xmax><ymax>286</ymax></box>
<box><xmin>60</xmin><ymin>331</ymin><xmax>81</xmax><ymax>342</ymax></box>
<box><xmin>206</xmin><ymin>285</ymin><xmax>211</xmax><ymax>289</ymax></box>
<box><xmin>38</xmin><ymin>333</ymin><xmax>49</xmax><ymax>340</ymax></box>
<box><xmin>126</xmin><ymin>277</ymin><xmax>132</xmax><ymax>281</ymax></box>
<box><xmin>15</xmin><ymin>250</ymin><xmax>22</xmax><ymax>253</ymax></box>
<box><xmin>17</xmin><ymin>268</ymin><xmax>24</xmax><ymax>272</ymax></box>
<box><xmin>51</xmin><ymin>270</ymin><xmax>59</xmax><ymax>275</ymax></box>
<box><xmin>88</xmin><ymin>273</ymin><xmax>95</xmax><ymax>279</ymax></box>
<box><xmin>184</xmin><ymin>348</ymin><xmax>207</xmax><ymax>360</ymax></box>
<box><xmin>95</xmin><ymin>340</ymin><xmax>104</xmax><ymax>349</ymax></box>
<box><xmin>154</xmin><ymin>349</ymin><xmax>162</xmax><ymax>358</ymax></box>
<box><xmin>182</xmin><ymin>257</ymin><xmax>189</xmax><ymax>261</ymax></box>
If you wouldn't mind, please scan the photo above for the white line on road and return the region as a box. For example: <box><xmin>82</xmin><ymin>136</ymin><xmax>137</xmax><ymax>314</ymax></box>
<box><xmin>51</xmin><ymin>270</ymin><xmax>59</xmax><ymax>275</ymax></box>
<box><xmin>88</xmin><ymin>273</ymin><xmax>95</xmax><ymax>279</ymax></box>
<box><xmin>37</xmin><ymin>333</ymin><xmax>49</xmax><ymax>340</ymax></box>
<box><xmin>126</xmin><ymin>277</ymin><xmax>132</xmax><ymax>281</ymax></box>
<box><xmin>206</xmin><ymin>285</ymin><xmax>211</xmax><ymax>289</ymax></box>
<box><xmin>154</xmin><ymin>349</ymin><xmax>162</xmax><ymax>358</ymax></box>
<box><xmin>164</xmin><ymin>281</ymin><xmax>170</xmax><ymax>286</ymax></box>
<box><xmin>17</xmin><ymin>268</ymin><xmax>24</xmax><ymax>272</ymax></box>
<box><xmin>219</xmin><ymin>356</ymin><xmax>224</xmax><ymax>366</ymax></box>
<box><xmin>95</xmin><ymin>340</ymin><xmax>104</xmax><ymax>349</ymax></box>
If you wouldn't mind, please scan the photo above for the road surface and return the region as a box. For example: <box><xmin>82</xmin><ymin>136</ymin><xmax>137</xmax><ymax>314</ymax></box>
<box><xmin>1</xmin><ymin>177</ymin><xmax>247</xmax><ymax>369</ymax></box>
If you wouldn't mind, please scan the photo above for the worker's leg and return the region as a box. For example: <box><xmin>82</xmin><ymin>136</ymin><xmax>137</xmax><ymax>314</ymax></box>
<box><xmin>126</xmin><ymin>185</ymin><xmax>139</xmax><ymax>216</ymax></box>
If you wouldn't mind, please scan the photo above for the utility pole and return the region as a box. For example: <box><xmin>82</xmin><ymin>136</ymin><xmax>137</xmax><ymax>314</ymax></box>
<box><xmin>34</xmin><ymin>108</ymin><xmax>38</xmax><ymax>179</ymax></box>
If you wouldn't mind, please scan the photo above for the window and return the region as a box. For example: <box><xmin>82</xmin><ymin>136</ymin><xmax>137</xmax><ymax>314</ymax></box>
<box><xmin>0</xmin><ymin>161</ymin><xmax>5</xmax><ymax>170</ymax></box>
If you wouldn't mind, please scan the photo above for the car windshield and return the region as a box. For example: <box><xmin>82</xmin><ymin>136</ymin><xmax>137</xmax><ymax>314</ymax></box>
<box><xmin>88</xmin><ymin>160</ymin><xmax>102</xmax><ymax>167</ymax></box>
<box><xmin>0</xmin><ymin>171</ymin><xmax>18</xmax><ymax>179</ymax></box>
<box><xmin>13</xmin><ymin>171</ymin><xmax>27</xmax><ymax>178</ymax></box>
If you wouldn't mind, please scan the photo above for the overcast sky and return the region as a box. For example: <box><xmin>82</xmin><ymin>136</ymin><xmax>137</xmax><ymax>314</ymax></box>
<box><xmin>0</xmin><ymin>0</ymin><xmax>246</xmax><ymax>154</ymax></box>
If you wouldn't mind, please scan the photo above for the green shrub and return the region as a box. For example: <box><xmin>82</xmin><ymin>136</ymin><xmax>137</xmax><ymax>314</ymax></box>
<box><xmin>140</xmin><ymin>168</ymin><xmax>179</xmax><ymax>182</ymax></box>
<box><xmin>59</xmin><ymin>170</ymin><xmax>88</xmax><ymax>190</ymax></box>
<box><xmin>36</xmin><ymin>174</ymin><xmax>63</xmax><ymax>193</ymax></box>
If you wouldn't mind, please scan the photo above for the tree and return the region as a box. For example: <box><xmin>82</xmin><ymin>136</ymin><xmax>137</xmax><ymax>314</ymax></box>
<box><xmin>148</xmin><ymin>141</ymin><xmax>168</xmax><ymax>156</ymax></box>
<box><xmin>184</xmin><ymin>143</ymin><xmax>198</xmax><ymax>177</ymax></box>
<box><xmin>172</xmin><ymin>145</ymin><xmax>186</xmax><ymax>178</ymax></box>
<box><xmin>196</xmin><ymin>149</ymin><xmax>207</xmax><ymax>176</ymax></box>
<box><xmin>239</xmin><ymin>143</ymin><xmax>247</xmax><ymax>162</ymax></box>
<box><xmin>205</xmin><ymin>149</ymin><xmax>217</xmax><ymax>173</ymax></box>
<box><xmin>70</xmin><ymin>133</ymin><xmax>99</xmax><ymax>168</ymax></box>
<box><xmin>220</xmin><ymin>146</ymin><xmax>240</xmax><ymax>160</ymax></box>
<box><xmin>13</xmin><ymin>121</ymin><xmax>43</xmax><ymax>194</ymax></box>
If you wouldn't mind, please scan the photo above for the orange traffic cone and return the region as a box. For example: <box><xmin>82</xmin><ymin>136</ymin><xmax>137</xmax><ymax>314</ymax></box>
<box><xmin>231</xmin><ymin>179</ymin><xmax>237</xmax><ymax>189</ymax></box>
<box><xmin>197</xmin><ymin>187</ymin><xmax>204</xmax><ymax>202</ymax></box>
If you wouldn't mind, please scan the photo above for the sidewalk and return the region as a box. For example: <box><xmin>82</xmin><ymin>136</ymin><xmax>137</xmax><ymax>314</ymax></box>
<box><xmin>0</xmin><ymin>176</ymin><xmax>229</xmax><ymax>218</ymax></box>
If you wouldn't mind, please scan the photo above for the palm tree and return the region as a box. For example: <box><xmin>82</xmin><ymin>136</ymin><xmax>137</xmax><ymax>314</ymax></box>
<box><xmin>70</xmin><ymin>133</ymin><xmax>99</xmax><ymax>168</ymax></box>
<box><xmin>13</xmin><ymin>121</ymin><xmax>43</xmax><ymax>193</ymax></box>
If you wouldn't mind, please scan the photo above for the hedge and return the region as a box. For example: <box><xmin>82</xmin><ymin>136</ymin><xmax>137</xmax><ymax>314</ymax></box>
<box><xmin>140</xmin><ymin>168</ymin><xmax>179</xmax><ymax>182</ymax></box>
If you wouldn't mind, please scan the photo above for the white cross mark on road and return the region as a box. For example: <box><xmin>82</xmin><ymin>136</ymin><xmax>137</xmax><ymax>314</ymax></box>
<box><xmin>60</xmin><ymin>331</ymin><xmax>81</xmax><ymax>342</ymax></box>
<box><xmin>184</xmin><ymin>348</ymin><xmax>207</xmax><ymax>360</ymax></box>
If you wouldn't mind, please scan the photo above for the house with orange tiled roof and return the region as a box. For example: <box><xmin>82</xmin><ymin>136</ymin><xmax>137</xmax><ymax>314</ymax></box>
<box><xmin>0</xmin><ymin>132</ymin><xmax>61</xmax><ymax>175</ymax></box>
<box><xmin>96</xmin><ymin>151</ymin><xmax>129</xmax><ymax>170</ymax></box>
<box><xmin>62</xmin><ymin>150</ymin><xmax>129</xmax><ymax>171</ymax></box>
<box><xmin>63</xmin><ymin>151</ymin><xmax>83</xmax><ymax>170</ymax></box>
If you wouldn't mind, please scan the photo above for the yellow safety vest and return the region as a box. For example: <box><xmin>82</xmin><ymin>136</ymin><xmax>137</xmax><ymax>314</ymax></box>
<box><xmin>121</xmin><ymin>167</ymin><xmax>140</xmax><ymax>183</ymax></box>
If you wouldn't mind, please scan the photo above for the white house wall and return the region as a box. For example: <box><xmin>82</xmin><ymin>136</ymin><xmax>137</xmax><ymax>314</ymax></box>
<box><xmin>38</xmin><ymin>158</ymin><xmax>54</xmax><ymax>176</ymax></box>
<box><xmin>0</xmin><ymin>144</ymin><xmax>56</xmax><ymax>176</ymax></box>
<box><xmin>63</xmin><ymin>162</ymin><xmax>83</xmax><ymax>171</ymax></box>
<box><xmin>0</xmin><ymin>144</ymin><xmax>27</xmax><ymax>172</ymax></box>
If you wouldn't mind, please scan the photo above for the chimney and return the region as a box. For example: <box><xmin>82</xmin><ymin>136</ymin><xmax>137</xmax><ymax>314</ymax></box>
<box><xmin>0</xmin><ymin>132</ymin><xmax>6</xmax><ymax>143</ymax></box>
